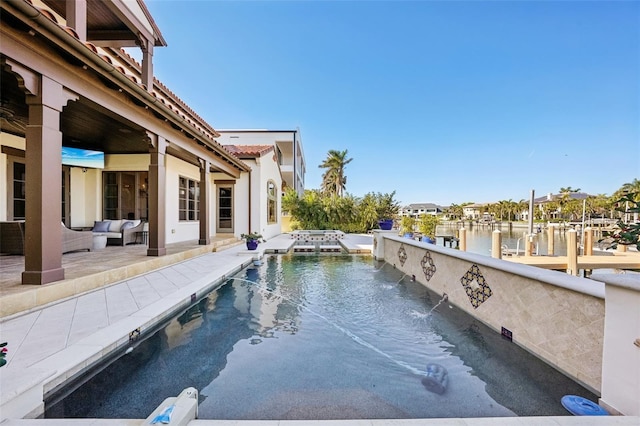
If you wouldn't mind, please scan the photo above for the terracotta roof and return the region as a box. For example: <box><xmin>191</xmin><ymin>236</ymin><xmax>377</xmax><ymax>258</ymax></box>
<box><xmin>9</xmin><ymin>0</ymin><xmax>251</xmax><ymax>172</ymax></box>
<box><xmin>225</xmin><ymin>145</ymin><xmax>274</xmax><ymax>158</ymax></box>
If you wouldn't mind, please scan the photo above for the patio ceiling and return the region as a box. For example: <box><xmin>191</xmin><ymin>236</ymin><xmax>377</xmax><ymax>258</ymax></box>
<box><xmin>1</xmin><ymin>66</ymin><xmax>148</xmax><ymax>154</ymax></box>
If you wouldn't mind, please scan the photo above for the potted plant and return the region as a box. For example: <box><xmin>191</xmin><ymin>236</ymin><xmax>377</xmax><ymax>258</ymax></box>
<box><xmin>241</xmin><ymin>232</ymin><xmax>264</xmax><ymax>250</ymax></box>
<box><xmin>418</xmin><ymin>214</ymin><xmax>440</xmax><ymax>244</ymax></box>
<box><xmin>399</xmin><ymin>216</ymin><xmax>415</xmax><ymax>238</ymax></box>
<box><xmin>374</xmin><ymin>191</ymin><xmax>400</xmax><ymax>230</ymax></box>
<box><xmin>378</xmin><ymin>218</ymin><xmax>394</xmax><ymax>230</ymax></box>
<box><xmin>0</xmin><ymin>342</ymin><xmax>7</xmax><ymax>367</ymax></box>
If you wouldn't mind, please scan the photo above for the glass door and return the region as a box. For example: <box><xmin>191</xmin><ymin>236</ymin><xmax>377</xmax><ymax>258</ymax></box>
<box><xmin>218</xmin><ymin>186</ymin><xmax>233</xmax><ymax>232</ymax></box>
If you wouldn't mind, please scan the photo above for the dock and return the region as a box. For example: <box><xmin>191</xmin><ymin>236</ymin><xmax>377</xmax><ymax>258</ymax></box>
<box><xmin>504</xmin><ymin>251</ymin><xmax>640</xmax><ymax>271</ymax></box>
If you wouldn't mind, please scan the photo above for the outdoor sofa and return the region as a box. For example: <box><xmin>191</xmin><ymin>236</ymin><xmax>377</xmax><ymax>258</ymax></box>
<box><xmin>92</xmin><ymin>219</ymin><xmax>145</xmax><ymax>246</ymax></box>
<box><xmin>0</xmin><ymin>221</ymin><xmax>92</xmax><ymax>254</ymax></box>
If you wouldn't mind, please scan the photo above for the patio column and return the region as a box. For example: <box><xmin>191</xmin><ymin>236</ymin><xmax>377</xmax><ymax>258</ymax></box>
<box><xmin>147</xmin><ymin>133</ymin><xmax>167</xmax><ymax>256</ymax></box>
<box><xmin>22</xmin><ymin>76</ymin><xmax>76</xmax><ymax>284</ymax></box>
<box><xmin>199</xmin><ymin>159</ymin><xmax>210</xmax><ymax>245</ymax></box>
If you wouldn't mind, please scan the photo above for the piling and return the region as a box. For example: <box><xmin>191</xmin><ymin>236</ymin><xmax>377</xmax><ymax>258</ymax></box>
<box><xmin>584</xmin><ymin>227</ymin><xmax>593</xmax><ymax>256</ymax></box>
<box><xmin>547</xmin><ymin>224</ymin><xmax>555</xmax><ymax>256</ymax></box>
<box><xmin>525</xmin><ymin>234</ymin><xmax>535</xmax><ymax>256</ymax></box>
<box><xmin>458</xmin><ymin>228</ymin><xmax>467</xmax><ymax>251</ymax></box>
<box><xmin>567</xmin><ymin>229</ymin><xmax>578</xmax><ymax>276</ymax></box>
<box><xmin>491</xmin><ymin>230</ymin><xmax>502</xmax><ymax>259</ymax></box>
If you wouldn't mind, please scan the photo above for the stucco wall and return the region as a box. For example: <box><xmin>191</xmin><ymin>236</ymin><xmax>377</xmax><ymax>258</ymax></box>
<box><xmin>165</xmin><ymin>155</ymin><xmax>200</xmax><ymax>244</ymax></box>
<box><xmin>254</xmin><ymin>156</ymin><xmax>283</xmax><ymax>240</ymax></box>
<box><xmin>378</xmin><ymin>233</ymin><xmax>604</xmax><ymax>393</ymax></box>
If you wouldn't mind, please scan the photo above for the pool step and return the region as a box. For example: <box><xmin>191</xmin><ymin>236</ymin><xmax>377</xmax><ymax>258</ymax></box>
<box><xmin>293</xmin><ymin>245</ymin><xmax>343</xmax><ymax>253</ymax></box>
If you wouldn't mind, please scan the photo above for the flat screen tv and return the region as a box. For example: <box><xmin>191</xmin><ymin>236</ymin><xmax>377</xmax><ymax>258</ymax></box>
<box><xmin>61</xmin><ymin>147</ymin><xmax>104</xmax><ymax>169</ymax></box>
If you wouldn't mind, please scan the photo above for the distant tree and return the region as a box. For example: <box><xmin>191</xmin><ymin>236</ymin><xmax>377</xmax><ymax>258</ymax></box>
<box><xmin>559</xmin><ymin>186</ymin><xmax>581</xmax><ymax>194</ymax></box>
<box><xmin>558</xmin><ymin>187</ymin><xmax>581</xmax><ymax>220</ymax></box>
<box><xmin>516</xmin><ymin>199</ymin><xmax>528</xmax><ymax>221</ymax></box>
<box><xmin>444</xmin><ymin>203</ymin><xmax>463</xmax><ymax>220</ymax></box>
<box><xmin>619</xmin><ymin>178</ymin><xmax>640</xmax><ymax>195</ymax></box>
<box><xmin>319</xmin><ymin>149</ymin><xmax>352</xmax><ymax>197</ymax></box>
<box><xmin>587</xmin><ymin>194</ymin><xmax>612</xmax><ymax>219</ymax></box>
<box><xmin>282</xmin><ymin>188</ymin><xmax>399</xmax><ymax>233</ymax></box>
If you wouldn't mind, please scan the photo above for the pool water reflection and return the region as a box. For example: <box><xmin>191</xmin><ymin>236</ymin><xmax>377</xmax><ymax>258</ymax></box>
<box><xmin>48</xmin><ymin>254</ymin><xmax>597</xmax><ymax>420</ymax></box>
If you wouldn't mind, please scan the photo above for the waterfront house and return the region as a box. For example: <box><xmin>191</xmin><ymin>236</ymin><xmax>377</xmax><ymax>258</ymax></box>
<box><xmin>0</xmin><ymin>0</ymin><xmax>300</xmax><ymax>285</ymax></box>
<box><xmin>462</xmin><ymin>203</ymin><xmax>487</xmax><ymax>220</ymax></box>
<box><xmin>399</xmin><ymin>203</ymin><xmax>443</xmax><ymax>219</ymax></box>
<box><xmin>216</xmin><ymin>130</ymin><xmax>306</xmax><ymax>235</ymax></box>
<box><xmin>216</xmin><ymin>129</ymin><xmax>306</xmax><ymax>197</ymax></box>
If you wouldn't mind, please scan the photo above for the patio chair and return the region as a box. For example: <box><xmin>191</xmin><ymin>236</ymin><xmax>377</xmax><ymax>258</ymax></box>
<box><xmin>62</xmin><ymin>223</ymin><xmax>92</xmax><ymax>253</ymax></box>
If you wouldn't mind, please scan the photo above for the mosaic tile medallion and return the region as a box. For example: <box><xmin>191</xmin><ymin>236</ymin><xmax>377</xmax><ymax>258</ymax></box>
<box><xmin>420</xmin><ymin>251</ymin><xmax>437</xmax><ymax>281</ymax></box>
<box><xmin>460</xmin><ymin>264</ymin><xmax>492</xmax><ymax>309</ymax></box>
<box><xmin>398</xmin><ymin>244</ymin><xmax>407</xmax><ymax>266</ymax></box>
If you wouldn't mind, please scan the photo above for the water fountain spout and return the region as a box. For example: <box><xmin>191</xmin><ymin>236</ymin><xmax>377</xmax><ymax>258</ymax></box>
<box><xmin>427</xmin><ymin>293</ymin><xmax>449</xmax><ymax>316</ymax></box>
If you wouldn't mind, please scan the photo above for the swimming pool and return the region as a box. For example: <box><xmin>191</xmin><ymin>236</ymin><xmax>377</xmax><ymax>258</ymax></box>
<box><xmin>48</xmin><ymin>254</ymin><xmax>596</xmax><ymax>420</ymax></box>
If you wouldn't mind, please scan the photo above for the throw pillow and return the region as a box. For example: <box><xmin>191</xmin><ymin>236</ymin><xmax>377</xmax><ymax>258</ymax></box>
<box><xmin>121</xmin><ymin>221</ymin><xmax>135</xmax><ymax>231</ymax></box>
<box><xmin>93</xmin><ymin>221</ymin><xmax>110</xmax><ymax>232</ymax></box>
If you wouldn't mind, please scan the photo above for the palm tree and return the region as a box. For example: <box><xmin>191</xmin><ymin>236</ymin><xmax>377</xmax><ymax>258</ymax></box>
<box><xmin>444</xmin><ymin>204</ymin><xmax>463</xmax><ymax>220</ymax></box>
<box><xmin>618</xmin><ymin>178</ymin><xmax>640</xmax><ymax>200</ymax></box>
<box><xmin>319</xmin><ymin>149</ymin><xmax>353</xmax><ymax>197</ymax></box>
<box><xmin>614</xmin><ymin>179</ymin><xmax>640</xmax><ymax>222</ymax></box>
<box><xmin>558</xmin><ymin>187</ymin><xmax>581</xmax><ymax>220</ymax></box>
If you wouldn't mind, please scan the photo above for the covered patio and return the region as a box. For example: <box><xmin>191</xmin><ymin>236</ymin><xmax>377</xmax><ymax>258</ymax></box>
<box><xmin>0</xmin><ymin>234</ymin><xmax>240</xmax><ymax>319</ymax></box>
<box><xmin>1</xmin><ymin>0</ymin><xmax>252</xmax><ymax>288</ymax></box>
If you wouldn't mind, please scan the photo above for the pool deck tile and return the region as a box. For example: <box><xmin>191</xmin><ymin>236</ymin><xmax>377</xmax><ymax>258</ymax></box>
<box><xmin>2</xmin><ymin>234</ymin><xmax>639</xmax><ymax>424</ymax></box>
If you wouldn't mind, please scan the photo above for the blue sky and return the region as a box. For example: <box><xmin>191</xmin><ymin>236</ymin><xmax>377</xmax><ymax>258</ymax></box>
<box><xmin>142</xmin><ymin>0</ymin><xmax>639</xmax><ymax>206</ymax></box>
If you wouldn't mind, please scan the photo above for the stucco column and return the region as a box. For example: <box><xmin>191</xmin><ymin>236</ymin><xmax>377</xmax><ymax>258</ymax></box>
<box><xmin>592</xmin><ymin>273</ymin><xmax>640</xmax><ymax>416</ymax></box>
<box><xmin>372</xmin><ymin>230</ymin><xmax>394</xmax><ymax>260</ymax></box>
<box><xmin>147</xmin><ymin>133</ymin><xmax>166</xmax><ymax>256</ymax></box>
<box><xmin>199</xmin><ymin>159</ymin><xmax>210</xmax><ymax>245</ymax></box>
<box><xmin>22</xmin><ymin>76</ymin><xmax>72</xmax><ymax>285</ymax></box>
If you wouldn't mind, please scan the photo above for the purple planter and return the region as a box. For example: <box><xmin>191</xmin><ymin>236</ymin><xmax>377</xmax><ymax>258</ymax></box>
<box><xmin>378</xmin><ymin>219</ymin><xmax>393</xmax><ymax>230</ymax></box>
<box><xmin>246</xmin><ymin>240</ymin><xmax>259</xmax><ymax>250</ymax></box>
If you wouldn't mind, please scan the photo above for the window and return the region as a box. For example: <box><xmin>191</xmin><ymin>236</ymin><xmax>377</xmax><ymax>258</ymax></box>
<box><xmin>267</xmin><ymin>180</ymin><xmax>277</xmax><ymax>224</ymax></box>
<box><xmin>179</xmin><ymin>176</ymin><xmax>199</xmax><ymax>221</ymax></box>
<box><xmin>11</xmin><ymin>161</ymin><xmax>26</xmax><ymax>220</ymax></box>
<box><xmin>103</xmin><ymin>171</ymin><xmax>148</xmax><ymax>220</ymax></box>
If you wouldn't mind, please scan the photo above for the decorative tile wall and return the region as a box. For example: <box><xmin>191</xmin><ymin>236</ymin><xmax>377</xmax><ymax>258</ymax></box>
<box><xmin>397</xmin><ymin>244</ymin><xmax>407</xmax><ymax>266</ymax></box>
<box><xmin>460</xmin><ymin>264</ymin><xmax>492</xmax><ymax>308</ymax></box>
<box><xmin>383</xmin><ymin>237</ymin><xmax>604</xmax><ymax>393</ymax></box>
<box><xmin>420</xmin><ymin>251</ymin><xmax>437</xmax><ymax>281</ymax></box>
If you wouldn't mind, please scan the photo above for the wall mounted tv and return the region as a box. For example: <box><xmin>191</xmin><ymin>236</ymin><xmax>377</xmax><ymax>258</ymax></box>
<box><xmin>61</xmin><ymin>147</ymin><xmax>104</xmax><ymax>169</ymax></box>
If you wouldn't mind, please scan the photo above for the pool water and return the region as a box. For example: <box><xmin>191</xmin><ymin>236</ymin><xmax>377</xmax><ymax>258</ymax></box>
<box><xmin>48</xmin><ymin>254</ymin><xmax>597</xmax><ymax>420</ymax></box>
